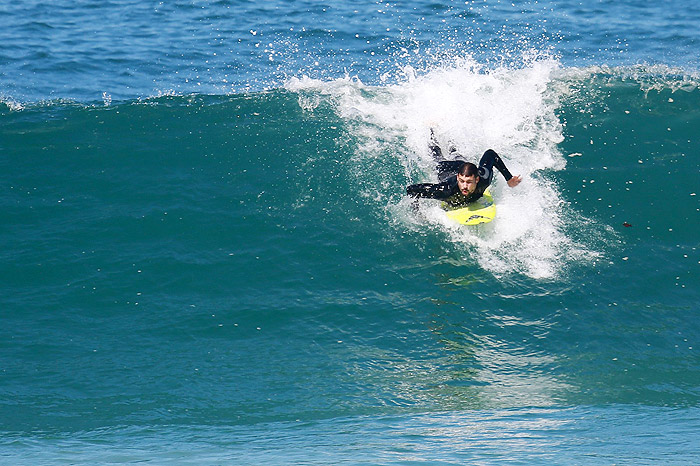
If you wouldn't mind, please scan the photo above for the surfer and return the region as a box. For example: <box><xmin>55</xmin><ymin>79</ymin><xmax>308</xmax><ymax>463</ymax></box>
<box><xmin>406</xmin><ymin>134</ymin><xmax>522</xmax><ymax>208</ymax></box>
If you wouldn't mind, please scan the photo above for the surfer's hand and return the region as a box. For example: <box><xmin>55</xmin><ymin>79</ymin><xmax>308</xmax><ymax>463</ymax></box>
<box><xmin>507</xmin><ymin>175</ymin><xmax>522</xmax><ymax>188</ymax></box>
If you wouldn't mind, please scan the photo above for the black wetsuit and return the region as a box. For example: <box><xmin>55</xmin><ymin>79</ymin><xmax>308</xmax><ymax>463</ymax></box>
<box><xmin>406</xmin><ymin>146</ymin><xmax>514</xmax><ymax>208</ymax></box>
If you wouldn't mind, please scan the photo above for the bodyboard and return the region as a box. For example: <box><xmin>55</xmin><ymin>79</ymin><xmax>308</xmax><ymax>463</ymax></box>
<box><xmin>443</xmin><ymin>188</ymin><xmax>496</xmax><ymax>225</ymax></box>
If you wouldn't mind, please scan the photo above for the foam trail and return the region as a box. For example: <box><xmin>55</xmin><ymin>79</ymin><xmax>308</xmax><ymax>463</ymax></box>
<box><xmin>287</xmin><ymin>55</ymin><xmax>600</xmax><ymax>279</ymax></box>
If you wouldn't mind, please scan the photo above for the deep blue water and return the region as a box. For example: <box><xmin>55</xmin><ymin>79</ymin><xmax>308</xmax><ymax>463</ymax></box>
<box><xmin>2</xmin><ymin>1</ymin><xmax>700</xmax><ymax>464</ymax></box>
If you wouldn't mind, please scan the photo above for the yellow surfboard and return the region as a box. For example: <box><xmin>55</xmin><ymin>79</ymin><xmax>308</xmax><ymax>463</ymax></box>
<box><xmin>443</xmin><ymin>188</ymin><xmax>496</xmax><ymax>225</ymax></box>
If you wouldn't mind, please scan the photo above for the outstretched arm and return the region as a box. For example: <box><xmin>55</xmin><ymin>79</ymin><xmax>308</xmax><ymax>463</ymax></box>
<box><xmin>406</xmin><ymin>181</ymin><xmax>453</xmax><ymax>200</ymax></box>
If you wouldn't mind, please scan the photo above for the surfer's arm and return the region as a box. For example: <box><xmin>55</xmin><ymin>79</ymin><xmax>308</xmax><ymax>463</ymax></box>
<box><xmin>406</xmin><ymin>181</ymin><xmax>453</xmax><ymax>200</ymax></box>
<box><xmin>480</xmin><ymin>149</ymin><xmax>521</xmax><ymax>187</ymax></box>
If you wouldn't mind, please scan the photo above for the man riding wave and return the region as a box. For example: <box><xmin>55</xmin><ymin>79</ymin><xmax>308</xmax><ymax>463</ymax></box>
<box><xmin>406</xmin><ymin>132</ymin><xmax>521</xmax><ymax>208</ymax></box>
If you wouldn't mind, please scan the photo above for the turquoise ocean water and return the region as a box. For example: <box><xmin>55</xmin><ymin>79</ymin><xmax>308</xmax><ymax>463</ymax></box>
<box><xmin>2</xmin><ymin>1</ymin><xmax>700</xmax><ymax>464</ymax></box>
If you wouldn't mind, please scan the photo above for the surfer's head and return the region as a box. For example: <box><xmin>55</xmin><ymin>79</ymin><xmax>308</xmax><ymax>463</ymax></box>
<box><xmin>457</xmin><ymin>162</ymin><xmax>479</xmax><ymax>196</ymax></box>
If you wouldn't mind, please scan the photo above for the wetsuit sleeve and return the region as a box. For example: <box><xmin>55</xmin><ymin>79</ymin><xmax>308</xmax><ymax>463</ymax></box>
<box><xmin>406</xmin><ymin>181</ymin><xmax>454</xmax><ymax>200</ymax></box>
<box><xmin>479</xmin><ymin>149</ymin><xmax>513</xmax><ymax>181</ymax></box>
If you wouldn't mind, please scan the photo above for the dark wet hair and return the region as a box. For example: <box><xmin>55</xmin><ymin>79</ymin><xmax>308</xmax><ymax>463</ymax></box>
<box><xmin>458</xmin><ymin>162</ymin><xmax>478</xmax><ymax>177</ymax></box>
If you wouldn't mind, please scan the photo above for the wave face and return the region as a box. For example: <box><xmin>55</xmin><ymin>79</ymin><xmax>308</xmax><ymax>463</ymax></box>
<box><xmin>3</xmin><ymin>62</ymin><xmax>700</xmax><ymax>462</ymax></box>
<box><xmin>2</xmin><ymin>0</ymin><xmax>700</xmax><ymax>463</ymax></box>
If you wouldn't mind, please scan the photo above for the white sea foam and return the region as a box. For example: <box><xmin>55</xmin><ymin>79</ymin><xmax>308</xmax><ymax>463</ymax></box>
<box><xmin>287</xmin><ymin>55</ymin><xmax>604</xmax><ymax>279</ymax></box>
<box><xmin>0</xmin><ymin>95</ymin><xmax>25</xmax><ymax>111</ymax></box>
